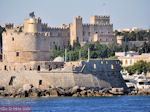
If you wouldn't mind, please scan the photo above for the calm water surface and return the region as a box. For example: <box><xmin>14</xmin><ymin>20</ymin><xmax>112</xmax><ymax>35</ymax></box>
<box><xmin>0</xmin><ymin>96</ymin><xmax>150</xmax><ymax>112</ymax></box>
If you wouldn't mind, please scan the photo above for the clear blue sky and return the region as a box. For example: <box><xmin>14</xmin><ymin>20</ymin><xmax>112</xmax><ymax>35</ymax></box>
<box><xmin>0</xmin><ymin>0</ymin><xmax>150</xmax><ymax>30</ymax></box>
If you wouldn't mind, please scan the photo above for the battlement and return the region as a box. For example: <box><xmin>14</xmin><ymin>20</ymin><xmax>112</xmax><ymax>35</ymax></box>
<box><xmin>49</xmin><ymin>27</ymin><xmax>68</xmax><ymax>30</ymax></box>
<box><xmin>0</xmin><ymin>59</ymin><xmax>120</xmax><ymax>72</ymax></box>
<box><xmin>71</xmin><ymin>59</ymin><xmax>121</xmax><ymax>74</ymax></box>
<box><xmin>83</xmin><ymin>24</ymin><xmax>91</xmax><ymax>26</ymax></box>
<box><xmin>24</xmin><ymin>18</ymin><xmax>42</xmax><ymax>33</ymax></box>
<box><xmin>92</xmin><ymin>15</ymin><xmax>110</xmax><ymax>18</ymax></box>
<box><xmin>75</xmin><ymin>16</ymin><xmax>82</xmax><ymax>20</ymax></box>
<box><xmin>90</xmin><ymin>15</ymin><xmax>110</xmax><ymax>25</ymax></box>
<box><xmin>42</xmin><ymin>25</ymin><xmax>69</xmax><ymax>32</ymax></box>
<box><xmin>83</xmin><ymin>23</ymin><xmax>112</xmax><ymax>27</ymax></box>
<box><xmin>3</xmin><ymin>23</ymin><xmax>14</xmax><ymax>29</ymax></box>
<box><xmin>3</xmin><ymin>31</ymin><xmax>51</xmax><ymax>37</ymax></box>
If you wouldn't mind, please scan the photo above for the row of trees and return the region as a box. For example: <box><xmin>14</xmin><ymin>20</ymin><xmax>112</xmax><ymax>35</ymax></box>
<box><xmin>114</xmin><ymin>30</ymin><xmax>150</xmax><ymax>41</ymax></box>
<box><xmin>123</xmin><ymin>61</ymin><xmax>150</xmax><ymax>75</ymax></box>
<box><xmin>50</xmin><ymin>41</ymin><xmax>115</xmax><ymax>61</ymax></box>
<box><xmin>51</xmin><ymin>39</ymin><xmax>150</xmax><ymax>61</ymax></box>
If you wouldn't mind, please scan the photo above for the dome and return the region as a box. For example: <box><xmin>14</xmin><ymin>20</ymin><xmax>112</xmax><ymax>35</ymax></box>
<box><xmin>53</xmin><ymin>56</ymin><xmax>64</xmax><ymax>62</ymax></box>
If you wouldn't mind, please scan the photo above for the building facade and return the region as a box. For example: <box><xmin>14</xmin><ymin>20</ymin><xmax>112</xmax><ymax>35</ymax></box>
<box><xmin>118</xmin><ymin>53</ymin><xmax>150</xmax><ymax>67</ymax></box>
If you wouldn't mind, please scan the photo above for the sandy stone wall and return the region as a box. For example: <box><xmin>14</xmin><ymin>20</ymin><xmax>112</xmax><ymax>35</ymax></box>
<box><xmin>2</xmin><ymin>32</ymin><xmax>51</xmax><ymax>63</ymax></box>
<box><xmin>0</xmin><ymin>70</ymin><xmax>126</xmax><ymax>89</ymax></box>
<box><xmin>48</xmin><ymin>28</ymin><xmax>70</xmax><ymax>49</ymax></box>
<box><xmin>0</xmin><ymin>60</ymin><xmax>127</xmax><ymax>90</ymax></box>
<box><xmin>90</xmin><ymin>16</ymin><xmax>110</xmax><ymax>24</ymax></box>
<box><xmin>82</xmin><ymin>24</ymin><xmax>115</xmax><ymax>43</ymax></box>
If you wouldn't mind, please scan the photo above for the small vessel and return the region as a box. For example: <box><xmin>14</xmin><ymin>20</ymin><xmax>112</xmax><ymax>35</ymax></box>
<box><xmin>122</xmin><ymin>75</ymin><xmax>135</xmax><ymax>90</ymax></box>
<box><xmin>133</xmin><ymin>75</ymin><xmax>150</xmax><ymax>90</ymax></box>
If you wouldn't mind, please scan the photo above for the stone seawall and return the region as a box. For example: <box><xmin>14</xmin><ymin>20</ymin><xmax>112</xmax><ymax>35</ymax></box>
<box><xmin>0</xmin><ymin>71</ymin><xmax>126</xmax><ymax>90</ymax></box>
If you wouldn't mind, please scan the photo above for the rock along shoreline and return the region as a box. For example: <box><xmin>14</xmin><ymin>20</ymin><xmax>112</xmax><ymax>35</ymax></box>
<box><xmin>0</xmin><ymin>86</ymin><xmax>149</xmax><ymax>98</ymax></box>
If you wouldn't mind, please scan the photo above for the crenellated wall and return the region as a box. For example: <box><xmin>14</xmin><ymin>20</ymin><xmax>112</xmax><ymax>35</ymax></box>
<box><xmin>90</xmin><ymin>15</ymin><xmax>110</xmax><ymax>24</ymax></box>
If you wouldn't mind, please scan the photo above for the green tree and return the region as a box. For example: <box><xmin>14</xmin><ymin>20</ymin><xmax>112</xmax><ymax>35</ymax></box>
<box><xmin>50</xmin><ymin>49</ymin><xmax>64</xmax><ymax>60</ymax></box>
<box><xmin>124</xmin><ymin>60</ymin><xmax>148</xmax><ymax>75</ymax></box>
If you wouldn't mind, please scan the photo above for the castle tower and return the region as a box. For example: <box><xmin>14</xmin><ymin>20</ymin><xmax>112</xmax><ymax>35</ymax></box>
<box><xmin>70</xmin><ymin>16</ymin><xmax>83</xmax><ymax>46</ymax></box>
<box><xmin>90</xmin><ymin>15</ymin><xmax>110</xmax><ymax>24</ymax></box>
<box><xmin>24</xmin><ymin>13</ymin><xmax>42</xmax><ymax>33</ymax></box>
<box><xmin>117</xmin><ymin>36</ymin><xmax>124</xmax><ymax>45</ymax></box>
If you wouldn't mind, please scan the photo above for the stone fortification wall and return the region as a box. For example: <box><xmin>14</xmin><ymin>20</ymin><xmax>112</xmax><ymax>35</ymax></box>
<box><xmin>48</xmin><ymin>28</ymin><xmax>70</xmax><ymax>49</ymax></box>
<box><xmin>23</xmin><ymin>17</ymin><xmax>69</xmax><ymax>50</ymax></box>
<box><xmin>0</xmin><ymin>71</ymin><xmax>111</xmax><ymax>89</ymax></box>
<box><xmin>0</xmin><ymin>60</ymin><xmax>127</xmax><ymax>90</ymax></box>
<box><xmin>2</xmin><ymin>32</ymin><xmax>51</xmax><ymax>63</ymax></box>
<box><xmin>0</xmin><ymin>61</ymin><xmax>64</xmax><ymax>72</ymax></box>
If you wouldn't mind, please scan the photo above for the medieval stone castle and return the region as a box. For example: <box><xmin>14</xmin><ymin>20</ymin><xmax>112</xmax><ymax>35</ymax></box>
<box><xmin>2</xmin><ymin>13</ymin><xmax>115</xmax><ymax>63</ymax></box>
<box><xmin>0</xmin><ymin>13</ymin><xmax>128</xmax><ymax>90</ymax></box>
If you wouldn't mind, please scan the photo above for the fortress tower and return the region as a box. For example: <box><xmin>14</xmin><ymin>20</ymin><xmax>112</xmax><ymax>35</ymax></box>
<box><xmin>70</xmin><ymin>16</ymin><xmax>83</xmax><ymax>46</ymax></box>
<box><xmin>2</xmin><ymin>13</ymin><xmax>51</xmax><ymax>63</ymax></box>
<box><xmin>90</xmin><ymin>15</ymin><xmax>110</xmax><ymax>24</ymax></box>
<box><xmin>24</xmin><ymin>16</ymin><xmax>42</xmax><ymax>33</ymax></box>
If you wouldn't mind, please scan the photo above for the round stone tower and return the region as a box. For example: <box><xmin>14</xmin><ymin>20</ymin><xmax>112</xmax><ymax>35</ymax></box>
<box><xmin>23</xmin><ymin>13</ymin><xmax>42</xmax><ymax>33</ymax></box>
<box><xmin>2</xmin><ymin>32</ymin><xmax>51</xmax><ymax>63</ymax></box>
<box><xmin>2</xmin><ymin>12</ymin><xmax>50</xmax><ymax>63</ymax></box>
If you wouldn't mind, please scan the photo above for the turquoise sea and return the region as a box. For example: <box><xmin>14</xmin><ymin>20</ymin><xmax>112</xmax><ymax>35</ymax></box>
<box><xmin>0</xmin><ymin>96</ymin><xmax>150</xmax><ymax>112</ymax></box>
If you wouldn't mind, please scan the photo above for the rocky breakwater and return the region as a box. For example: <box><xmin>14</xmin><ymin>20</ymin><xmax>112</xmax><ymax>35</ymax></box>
<box><xmin>128</xmin><ymin>89</ymin><xmax>150</xmax><ymax>96</ymax></box>
<box><xmin>0</xmin><ymin>85</ymin><xmax>128</xmax><ymax>98</ymax></box>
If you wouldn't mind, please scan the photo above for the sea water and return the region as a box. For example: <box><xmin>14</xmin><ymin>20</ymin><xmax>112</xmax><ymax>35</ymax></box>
<box><xmin>0</xmin><ymin>96</ymin><xmax>150</xmax><ymax>112</ymax></box>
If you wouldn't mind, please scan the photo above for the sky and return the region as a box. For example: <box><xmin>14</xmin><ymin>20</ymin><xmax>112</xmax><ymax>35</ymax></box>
<box><xmin>0</xmin><ymin>0</ymin><xmax>150</xmax><ymax>30</ymax></box>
